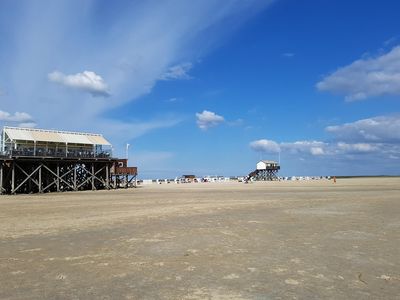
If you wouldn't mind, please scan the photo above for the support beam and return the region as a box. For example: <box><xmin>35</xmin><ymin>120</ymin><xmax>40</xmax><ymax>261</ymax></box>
<box><xmin>73</xmin><ymin>163</ymin><xmax>77</xmax><ymax>191</ymax></box>
<box><xmin>38</xmin><ymin>165</ymin><xmax>42</xmax><ymax>193</ymax></box>
<box><xmin>91</xmin><ymin>163</ymin><xmax>95</xmax><ymax>190</ymax></box>
<box><xmin>57</xmin><ymin>167</ymin><xmax>75</xmax><ymax>190</ymax></box>
<box><xmin>11</xmin><ymin>162</ymin><xmax>15</xmax><ymax>194</ymax></box>
<box><xmin>1</xmin><ymin>157</ymin><xmax>137</xmax><ymax>194</ymax></box>
<box><xmin>13</xmin><ymin>164</ymin><xmax>41</xmax><ymax>194</ymax></box>
<box><xmin>113</xmin><ymin>168</ymin><xmax>117</xmax><ymax>189</ymax></box>
<box><xmin>15</xmin><ymin>163</ymin><xmax>40</xmax><ymax>187</ymax></box>
<box><xmin>106</xmin><ymin>164</ymin><xmax>109</xmax><ymax>189</ymax></box>
<box><xmin>56</xmin><ymin>163</ymin><xmax>60</xmax><ymax>192</ymax></box>
<box><xmin>76</xmin><ymin>165</ymin><xmax>105</xmax><ymax>190</ymax></box>
<box><xmin>0</xmin><ymin>163</ymin><xmax>3</xmax><ymax>194</ymax></box>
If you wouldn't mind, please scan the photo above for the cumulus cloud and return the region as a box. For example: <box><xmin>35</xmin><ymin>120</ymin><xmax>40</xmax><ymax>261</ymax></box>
<box><xmin>0</xmin><ymin>110</ymin><xmax>34</xmax><ymax>123</ymax></box>
<box><xmin>326</xmin><ymin>115</ymin><xmax>400</xmax><ymax>143</ymax></box>
<box><xmin>250</xmin><ymin>139</ymin><xmax>280</xmax><ymax>153</ymax></box>
<box><xmin>336</xmin><ymin>142</ymin><xmax>378</xmax><ymax>153</ymax></box>
<box><xmin>250</xmin><ymin>139</ymin><xmax>327</xmax><ymax>156</ymax></box>
<box><xmin>317</xmin><ymin>46</ymin><xmax>400</xmax><ymax>100</ymax></box>
<box><xmin>250</xmin><ymin>114</ymin><xmax>400</xmax><ymax>163</ymax></box>
<box><xmin>159</xmin><ymin>63</ymin><xmax>193</xmax><ymax>80</ymax></box>
<box><xmin>281</xmin><ymin>141</ymin><xmax>328</xmax><ymax>156</ymax></box>
<box><xmin>196</xmin><ymin>110</ymin><xmax>224</xmax><ymax>130</ymax></box>
<box><xmin>48</xmin><ymin>70</ymin><xmax>110</xmax><ymax>97</ymax></box>
<box><xmin>250</xmin><ymin>139</ymin><xmax>383</xmax><ymax>157</ymax></box>
<box><xmin>310</xmin><ymin>147</ymin><xmax>325</xmax><ymax>155</ymax></box>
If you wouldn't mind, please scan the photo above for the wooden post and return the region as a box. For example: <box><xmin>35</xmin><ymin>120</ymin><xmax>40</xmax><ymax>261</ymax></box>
<box><xmin>38</xmin><ymin>164</ymin><xmax>42</xmax><ymax>193</ymax></box>
<box><xmin>91</xmin><ymin>163</ymin><xmax>95</xmax><ymax>190</ymax></box>
<box><xmin>11</xmin><ymin>162</ymin><xmax>15</xmax><ymax>194</ymax></box>
<box><xmin>73</xmin><ymin>163</ymin><xmax>77</xmax><ymax>191</ymax></box>
<box><xmin>0</xmin><ymin>162</ymin><xmax>3</xmax><ymax>194</ymax></box>
<box><xmin>105</xmin><ymin>163</ymin><xmax>109</xmax><ymax>189</ymax></box>
<box><xmin>113</xmin><ymin>165</ymin><xmax>117</xmax><ymax>189</ymax></box>
<box><xmin>56</xmin><ymin>163</ymin><xmax>60</xmax><ymax>192</ymax></box>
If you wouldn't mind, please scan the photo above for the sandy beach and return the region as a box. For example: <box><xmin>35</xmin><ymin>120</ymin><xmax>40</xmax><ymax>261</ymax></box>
<box><xmin>0</xmin><ymin>178</ymin><xmax>399</xmax><ymax>299</ymax></box>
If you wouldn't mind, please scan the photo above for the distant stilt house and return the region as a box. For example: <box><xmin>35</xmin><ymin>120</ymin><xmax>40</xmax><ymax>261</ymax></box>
<box><xmin>248</xmin><ymin>160</ymin><xmax>280</xmax><ymax>181</ymax></box>
<box><xmin>182</xmin><ymin>175</ymin><xmax>196</xmax><ymax>183</ymax></box>
<box><xmin>0</xmin><ymin>126</ymin><xmax>137</xmax><ymax>194</ymax></box>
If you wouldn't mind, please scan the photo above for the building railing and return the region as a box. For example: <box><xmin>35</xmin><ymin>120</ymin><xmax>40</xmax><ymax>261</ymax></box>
<box><xmin>0</xmin><ymin>149</ymin><xmax>112</xmax><ymax>159</ymax></box>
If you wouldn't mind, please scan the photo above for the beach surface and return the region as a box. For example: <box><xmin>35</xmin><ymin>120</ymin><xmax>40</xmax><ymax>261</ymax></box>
<box><xmin>0</xmin><ymin>178</ymin><xmax>399</xmax><ymax>299</ymax></box>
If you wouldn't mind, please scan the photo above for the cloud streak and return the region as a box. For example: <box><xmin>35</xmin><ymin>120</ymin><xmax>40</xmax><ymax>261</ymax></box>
<box><xmin>159</xmin><ymin>63</ymin><xmax>193</xmax><ymax>80</ymax></box>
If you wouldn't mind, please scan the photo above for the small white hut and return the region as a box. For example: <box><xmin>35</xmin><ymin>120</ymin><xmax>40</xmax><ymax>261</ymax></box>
<box><xmin>256</xmin><ymin>160</ymin><xmax>279</xmax><ymax>170</ymax></box>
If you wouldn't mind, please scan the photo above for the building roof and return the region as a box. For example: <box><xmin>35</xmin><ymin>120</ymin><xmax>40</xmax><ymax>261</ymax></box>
<box><xmin>3</xmin><ymin>126</ymin><xmax>111</xmax><ymax>146</ymax></box>
<box><xmin>259</xmin><ymin>160</ymin><xmax>278</xmax><ymax>164</ymax></box>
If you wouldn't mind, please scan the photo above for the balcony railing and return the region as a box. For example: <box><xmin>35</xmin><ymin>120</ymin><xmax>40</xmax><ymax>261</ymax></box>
<box><xmin>0</xmin><ymin>149</ymin><xmax>112</xmax><ymax>159</ymax></box>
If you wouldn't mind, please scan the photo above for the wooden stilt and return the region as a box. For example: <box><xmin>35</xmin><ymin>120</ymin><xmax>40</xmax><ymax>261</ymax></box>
<box><xmin>38</xmin><ymin>165</ymin><xmax>42</xmax><ymax>193</ymax></box>
<box><xmin>11</xmin><ymin>162</ymin><xmax>15</xmax><ymax>194</ymax></box>
<box><xmin>56</xmin><ymin>163</ymin><xmax>60</xmax><ymax>192</ymax></box>
<box><xmin>91</xmin><ymin>163</ymin><xmax>95</xmax><ymax>190</ymax></box>
<box><xmin>73</xmin><ymin>163</ymin><xmax>77</xmax><ymax>191</ymax></box>
<box><xmin>0</xmin><ymin>157</ymin><xmax>136</xmax><ymax>195</ymax></box>
<box><xmin>106</xmin><ymin>164</ymin><xmax>109</xmax><ymax>189</ymax></box>
<box><xmin>0</xmin><ymin>163</ymin><xmax>3</xmax><ymax>194</ymax></box>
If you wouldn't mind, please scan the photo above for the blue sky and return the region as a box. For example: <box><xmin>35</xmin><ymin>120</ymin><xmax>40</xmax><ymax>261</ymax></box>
<box><xmin>1</xmin><ymin>0</ymin><xmax>400</xmax><ymax>178</ymax></box>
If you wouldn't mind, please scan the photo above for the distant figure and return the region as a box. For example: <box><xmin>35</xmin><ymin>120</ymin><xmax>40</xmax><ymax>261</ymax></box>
<box><xmin>333</xmin><ymin>176</ymin><xmax>336</xmax><ymax>184</ymax></box>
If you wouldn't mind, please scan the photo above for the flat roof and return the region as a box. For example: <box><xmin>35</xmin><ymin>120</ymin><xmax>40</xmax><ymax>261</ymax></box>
<box><xmin>259</xmin><ymin>160</ymin><xmax>278</xmax><ymax>164</ymax></box>
<box><xmin>3</xmin><ymin>126</ymin><xmax>111</xmax><ymax>146</ymax></box>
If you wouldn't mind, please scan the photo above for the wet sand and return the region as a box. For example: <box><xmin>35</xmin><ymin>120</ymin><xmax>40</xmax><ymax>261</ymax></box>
<box><xmin>0</xmin><ymin>178</ymin><xmax>399</xmax><ymax>299</ymax></box>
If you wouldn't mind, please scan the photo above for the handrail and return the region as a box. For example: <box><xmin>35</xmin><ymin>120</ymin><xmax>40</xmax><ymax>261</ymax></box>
<box><xmin>1</xmin><ymin>149</ymin><xmax>113</xmax><ymax>159</ymax></box>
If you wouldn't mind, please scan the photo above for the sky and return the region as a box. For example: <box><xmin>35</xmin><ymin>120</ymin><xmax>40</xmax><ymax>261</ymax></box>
<box><xmin>1</xmin><ymin>0</ymin><xmax>400</xmax><ymax>178</ymax></box>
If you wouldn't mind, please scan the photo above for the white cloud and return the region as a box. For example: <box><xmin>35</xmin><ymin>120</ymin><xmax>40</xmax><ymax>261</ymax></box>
<box><xmin>0</xmin><ymin>110</ymin><xmax>34</xmax><ymax>123</ymax></box>
<box><xmin>336</xmin><ymin>142</ymin><xmax>378</xmax><ymax>153</ymax></box>
<box><xmin>250</xmin><ymin>115</ymin><xmax>400</xmax><ymax>162</ymax></box>
<box><xmin>250</xmin><ymin>139</ymin><xmax>384</xmax><ymax>157</ymax></box>
<box><xmin>48</xmin><ymin>70</ymin><xmax>110</xmax><ymax>97</ymax></box>
<box><xmin>250</xmin><ymin>139</ymin><xmax>329</xmax><ymax>156</ymax></box>
<box><xmin>310</xmin><ymin>147</ymin><xmax>325</xmax><ymax>155</ymax></box>
<box><xmin>159</xmin><ymin>62</ymin><xmax>193</xmax><ymax>80</ymax></box>
<box><xmin>281</xmin><ymin>140</ymin><xmax>328</xmax><ymax>155</ymax></box>
<box><xmin>249</xmin><ymin>139</ymin><xmax>280</xmax><ymax>153</ymax></box>
<box><xmin>326</xmin><ymin>115</ymin><xmax>400</xmax><ymax>143</ymax></box>
<box><xmin>317</xmin><ymin>46</ymin><xmax>400</xmax><ymax>100</ymax></box>
<box><xmin>196</xmin><ymin>110</ymin><xmax>224</xmax><ymax>130</ymax></box>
